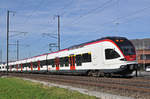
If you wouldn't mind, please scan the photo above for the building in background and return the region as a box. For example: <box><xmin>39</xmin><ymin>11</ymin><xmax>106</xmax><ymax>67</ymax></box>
<box><xmin>131</xmin><ymin>38</ymin><xmax>150</xmax><ymax>50</ymax></box>
<box><xmin>131</xmin><ymin>38</ymin><xmax>150</xmax><ymax>70</ymax></box>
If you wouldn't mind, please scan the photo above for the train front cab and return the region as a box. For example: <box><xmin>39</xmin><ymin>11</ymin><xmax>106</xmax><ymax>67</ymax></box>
<box><xmin>103</xmin><ymin>37</ymin><xmax>138</xmax><ymax>76</ymax></box>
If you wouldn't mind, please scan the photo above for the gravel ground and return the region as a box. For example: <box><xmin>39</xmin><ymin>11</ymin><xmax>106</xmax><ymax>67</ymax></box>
<box><xmin>21</xmin><ymin>77</ymin><xmax>134</xmax><ymax>99</ymax></box>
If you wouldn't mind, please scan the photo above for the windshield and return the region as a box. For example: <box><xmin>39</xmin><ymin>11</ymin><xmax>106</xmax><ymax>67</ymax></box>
<box><xmin>120</xmin><ymin>46</ymin><xmax>136</xmax><ymax>56</ymax></box>
<box><xmin>113</xmin><ymin>38</ymin><xmax>136</xmax><ymax>56</ymax></box>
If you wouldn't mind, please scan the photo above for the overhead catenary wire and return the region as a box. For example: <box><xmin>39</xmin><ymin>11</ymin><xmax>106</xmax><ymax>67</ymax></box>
<box><xmin>112</xmin><ymin>5</ymin><xmax>150</xmax><ymax>23</ymax></box>
<box><xmin>26</xmin><ymin>0</ymin><xmax>114</xmax><ymax>48</ymax></box>
<box><xmin>58</xmin><ymin>0</ymin><xmax>74</xmax><ymax>16</ymax></box>
<box><xmin>53</xmin><ymin>0</ymin><xmax>116</xmax><ymax>46</ymax></box>
<box><xmin>65</xmin><ymin>0</ymin><xmax>114</xmax><ymax>26</ymax></box>
<box><xmin>87</xmin><ymin>4</ymin><xmax>150</xmax><ymax>34</ymax></box>
<box><xmin>40</xmin><ymin>0</ymin><xmax>74</xmax><ymax>33</ymax></box>
<box><xmin>62</xmin><ymin>3</ymin><xmax>150</xmax><ymax>39</ymax></box>
<box><xmin>63</xmin><ymin>1</ymin><xmax>150</xmax><ymax>36</ymax></box>
<box><xmin>21</xmin><ymin>0</ymin><xmax>46</xmax><ymax>26</ymax></box>
<box><xmin>52</xmin><ymin>0</ymin><xmax>115</xmax><ymax>49</ymax></box>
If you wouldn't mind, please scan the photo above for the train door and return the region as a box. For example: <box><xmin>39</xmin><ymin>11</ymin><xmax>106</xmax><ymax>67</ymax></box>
<box><xmin>38</xmin><ymin>61</ymin><xmax>40</xmax><ymax>71</ymax></box>
<box><xmin>30</xmin><ymin>62</ymin><xmax>33</xmax><ymax>71</ymax></box>
<box><xmin>21</xmin><ymin>64</ymin><xmax>23</xmax><ymax>72</ymax></box>
<box><xmin>16</xmin><ymin>64</ymin><xmax>18</xmax><ymax>71</ymax></box>
<box><xmin>26</xmin><ymin>63</ymin><xmax>28</xmax><ymax>71</ymax></box>
<box><xmin>69</xmin><ymin>55</ymin><xmax>75</xmax><ymax>70</ymax></box>
<box><xmin>55</xmin><ymin>58</ymin><xmax>60</xmax><ymax>70</ymax></box>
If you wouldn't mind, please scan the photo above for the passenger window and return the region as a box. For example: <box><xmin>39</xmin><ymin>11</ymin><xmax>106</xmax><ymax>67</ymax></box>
<box><xmin>40</xmin><ymin>60</ymin><xmax>46</xmax><ymax>67</ymax></box>
<box><xmin>27</xmin><ymin>63</ymin><xmax>30</xmax><ymax>67</ymax></box>
<box><xmin>64</xmin><ymin>57</ymin><xmax>69</xmax><ymax>67</ymax></box>
<box><xmin>82</xmin><ymin>53</ymin><xmax>92</xmax><ymax>63</ymax></box>
<box><xmin>22</xmin><ymin>64</ymin><xmax>25</xmax><ymax>68</ymax></box>
<box><xmin>105</xmin><ymin>49</ymin><xmax>120</xmax><ymax>59</ymax></box>
<box><xmin>75</xmin><ymin>54</ymin><xmax>82</xmax><ymax>66</ymax></box>
<box><xmin>47</xmin><ymin>59</ymin><xmax>51</xmax><ymax>65</ymax></box>
<box><xmin>18</xmin><ymin>64</ymin><xmax>21</xmax><ymax>69</ymax></box>
<box><xmin>33</xmin><ymin>62</ymin><xmax>38</xmax><ymax>68</ymax></box>
<box><xmin>51</xmin><ymin>59</ymin><xmax>55</xmax><ymax>67</ymax></box>
<box><xmin>60</xmin><ymin>58</ymin><xmax>64</xmax><ymax>67</ymax></box>
<box><xmin>24</xmin><ymin>64</ymin><xmax>28</xmax><ymax>67</ymax></box>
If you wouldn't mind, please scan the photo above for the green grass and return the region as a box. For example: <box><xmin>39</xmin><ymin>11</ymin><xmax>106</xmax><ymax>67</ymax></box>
<box><xmin>0</xmin><ymin>77</ymin><xmax>98</xmax><ymax>99</ymax></box>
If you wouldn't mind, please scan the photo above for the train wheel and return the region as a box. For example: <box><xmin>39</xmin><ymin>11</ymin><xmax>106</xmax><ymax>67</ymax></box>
<box><xmin>97</xmin><ymin>71</ymin><xmax>104</xmax><ymax>77</ymax></box>
<box><xmin>104</xmin><ymin>73</ymin><xmax>112</xmax><ymax>77</ymax></box>
<box><xmin>88</xmin><ymin>70</ymin><xmax>102</xmax><ymax>77</ymax></box>
<box><xmin>87</xmin><ymin>71</ymin><xmax>93</xmax><ymax>76</ymax></box>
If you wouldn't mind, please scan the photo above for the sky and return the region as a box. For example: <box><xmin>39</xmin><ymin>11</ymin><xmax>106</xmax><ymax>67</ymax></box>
<box><xmin>0</xmin><ymin>0</ymin><xmax>150</xmax><ymax>62</ymax></box>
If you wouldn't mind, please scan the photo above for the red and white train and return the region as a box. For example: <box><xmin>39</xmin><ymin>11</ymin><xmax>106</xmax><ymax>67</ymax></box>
<box><xmin>0</xmin><ymin>37</ymin><xmax>138</xmax><ymax>76</ymax></box>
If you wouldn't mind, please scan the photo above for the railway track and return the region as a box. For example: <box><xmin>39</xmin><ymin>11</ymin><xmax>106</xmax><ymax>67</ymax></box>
<box><xmin>13</xmin><ymin>73</ymin><xmax>150</xmax><ymax>89</ymax></box>
<box><xmin>4</xmin><ymin>73</ymin><xmax>150</xmax><ymax>99</ymax></box>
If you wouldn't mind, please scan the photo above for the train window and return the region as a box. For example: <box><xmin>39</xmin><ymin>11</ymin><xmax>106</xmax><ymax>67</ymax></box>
<box><xmin>0</xmin><ymin>67</ymin><xmax>1</xmax><ymax>69</ymax></box>
<box><xmin>26</xmin><ymin>63</ymin><xmax>30</xmax><ymax>67</ymax></box>
<box><xmin>69</xmin><ymin>56</ymin><xmax>74</xmax><ymax>66</ymax></box>
<box><xmin>19</xmin><ymin>64</ymin><xmax>21</xmax><ymax>68</ymax></box>
<box><xmin>75</xmin><ymin>54</ymin><xmax>82</xmax><ymax>66</ymax></box>
<box><xmin>25</xmin><ymin>63</ymin><xmax>27</xmax><ymax>67</ymax></box>
<box><xmin>47</xmin><ymin>59</ymin><xmax>51</xmax><ymax>65</ymax></box>
<box><xmin>24</xmin><ymin>63</ymin><xmax>28</xmax><ymax>67</ymax></box>
<box><xmin>20</xmin><ymin>64</ymin><xmax>22</xmax><ymax>68</ymax></box>
<box><xmin>19</xmin><ymin>64</ymin><xmax>21</xmax><ymax>69</ymax></box>
<box><xmin>40</xmin><ymin>60</ymin><xmax>46</xmax><ymax>67</ymax></box>
<box><xmin>22</xmin><ymin>64</ymin><xmax>24</xmax><ymax>68</ymax></box>
<box><xmin>51</xmin><ymin>59</ymin><xmax>55</xmax><ymax>67</ymax></box>
<box><xmin>22</xmin><ymin>64</ymin><xmax>25</xmax><ymax>68</ymax></box>
<box><xmin>47</xmin><ymin>59</ymin><xmax>56</xmax><ymax>67</ymax></box>
<box><xmin>32</xmin><ymin>62</ymin><xmax>38</xmax><ymax>68</ymax></box>
<box><xmin>105</xmin><ymin>49</ymin><xmax>120</xmax><ymax>59</ymax></box>
<box><xmin>18</xmin><ymin>64</ymin><xmax>21</xmax><ymax>69</ymax></box>
<box><xmin>2</xmin><ymin>66</ymin><xmax>4</xmax><ymax>68</ymax></box>
<box><xmin>34</xmin><ymin>62</ymin><xmax>38</xmax><ymax>66</ymax></box>
<box><xmin>60</xmin><ymin>58</ymin><xmax>64</xmax><ymax>67</ymax></box>
<box><xmin>82</xmin><ymin>53</ymin><xmax>92</xmax><ymax>63</ymax></box>
<box><xmin>20</xmin><ymin>64</ymin><xmax>22</xmax><ymax>69</ymax></box>
<box><xmin>64</xmin><ymin>57</ymin><xmax>69</xmax><ymax>67</ymax></box>
<box><xmin>29</xmin><ymin>63</ymin><xmax>32</xmax><ymax>68</ymax></box>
